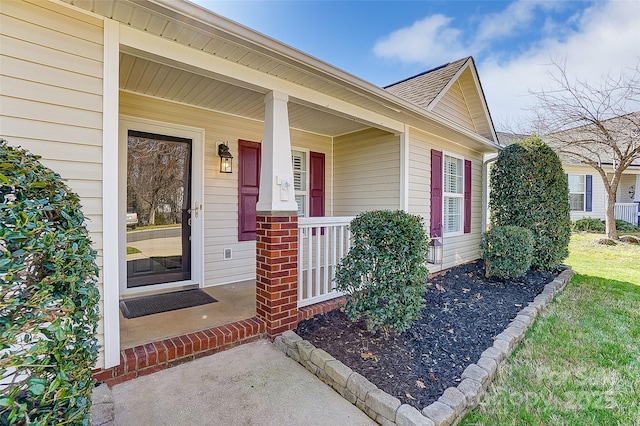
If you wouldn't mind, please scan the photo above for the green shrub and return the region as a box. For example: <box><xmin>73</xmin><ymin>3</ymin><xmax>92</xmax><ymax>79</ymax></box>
<box><xmin>572</xmin><ymin>218</ymin><xmax>639</xmax><ymax>233</ymax></box>
<box><xmin>481</xmin><ymin>226</ymin><xmax>534</xmax><ymax>279</ymax></box>
<box><xmin>489</xmin><ymin>136</ymin><xmax>571</xmax><ymax>270</ymax></box>
<box><xmin>573</xmin><ymin>217</ymin><xmax>606</xmax><ymax>232</ymax></box>
<box><xmin>334</xmin><ymin>210</ymin><xmax>429</xmax><ymax>333</ymax></box>
<box><xmin>0</xmin><ymin>140</ymin><xmax>100</xmax><ymax>425</ymax></box>
<box><xmin>615</xmin><ymin>219</ymin><xmax>640</xmax><ymax>232</ymax></box>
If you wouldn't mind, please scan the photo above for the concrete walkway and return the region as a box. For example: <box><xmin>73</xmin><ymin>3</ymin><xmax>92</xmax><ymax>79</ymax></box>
<box><xmin>92</xmin><ymin>340</ymin><xmax>375</xmax><ymax>426</ymax></box>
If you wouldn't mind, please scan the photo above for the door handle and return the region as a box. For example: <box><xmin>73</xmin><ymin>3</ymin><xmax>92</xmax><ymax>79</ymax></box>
<box><xmin>188</xmin><ymin>203</ymin><xmax>202</xmax><ymax>218</ymax></box>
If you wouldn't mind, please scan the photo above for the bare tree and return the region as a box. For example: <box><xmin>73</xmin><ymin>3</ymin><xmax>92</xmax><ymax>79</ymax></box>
<box><xmin>528</xmin><ymin>58</ymin><xmax>640</xmax><ymax>240</ymax></box>
<box><xmin>127</xmin><ymin>137</ymin><xmax>189</xmax><ymax>226</ymax></box>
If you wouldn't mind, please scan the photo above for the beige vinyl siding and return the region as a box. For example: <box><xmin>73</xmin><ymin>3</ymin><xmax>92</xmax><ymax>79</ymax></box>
<box><xmin>0</xmin><ymin>0</ymin><xmax>105</xmax><ymax>361</ymax></box>
<box><xmin>457</xmin><ymin>70</ymin><xmax>493</xmax><ymax>139</ymax></box>
<box><xmin>333</xmin><ymin>128</ymin><xmax>400</xmax><ymax>215</ymax></box>
<box><xmin>432</xmin><ymin>80</ymin><xmax>476</xmax><ymax>133</ymax></box>
<box><xmin>618</xmin><ymin>173</ymin><xmax>637</xmax><ymax>203</ymax></box>
<box><xmin>408</xmin><ymin>129</ymin><xmax>484</xmax><ymax>272</ymax></box>
<box><xmin>120</xmin><ymin>92</ymin><xmax>332</xmax><ymax>286</ymax></box>
<box><xmin>564</xmin><ymin>166</ymin><xmax>606</xmax><ymax>221</ymax></box>
<box><xmin>431</xmin><ymin>68</ymin><xmax>493</xmax><ymax>140</ymax></box>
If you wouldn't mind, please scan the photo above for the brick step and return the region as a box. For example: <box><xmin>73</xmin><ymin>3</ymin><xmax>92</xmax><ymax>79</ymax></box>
<box><xmin>92</xmin><ymin>317</ymin><xmax>266</xmax><ymax>386</ymax></box>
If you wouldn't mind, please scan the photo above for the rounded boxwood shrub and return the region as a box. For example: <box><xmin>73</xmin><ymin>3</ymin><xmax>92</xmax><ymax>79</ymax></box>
<box><xmin>489</xmin><ymin>136</ymin><xmax>571</xmax><ymax>270</ymax></box>
<box><xmin>0</xmin><ymin>140</ymin><xmax>100</xmax><ymax>425</ymax></box>
<box><xmin>334</xmin><ymin>210</ymin><xmax>429</xmax><ymax>334</ymax></box>
<box><xmin>481</xmin><ymin>226</ymin><xmax>534</xmax><ymax>279</ymax></box>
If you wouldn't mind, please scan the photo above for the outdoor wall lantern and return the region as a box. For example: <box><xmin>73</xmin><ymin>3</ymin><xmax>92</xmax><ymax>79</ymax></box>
<box><xmin>217</xmin><ymin>142</ymin><xmax>233</xmax><ymax>173</ymax></box>
<box><xmin>428</xmin><ymin>237</ymin><xmax>443</xmax><ymax>264</ymax></box>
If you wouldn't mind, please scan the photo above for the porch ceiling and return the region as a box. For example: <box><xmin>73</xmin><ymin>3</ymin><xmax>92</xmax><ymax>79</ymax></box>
<box><xmin>120</xmin><ymin>53</ymin><xmax>370</xmax><ymax>137</ymax></box>
<box><xmin>66</xmin><ymin>0</ymin><xmax>501</xmax><ymax>151</ymax></box>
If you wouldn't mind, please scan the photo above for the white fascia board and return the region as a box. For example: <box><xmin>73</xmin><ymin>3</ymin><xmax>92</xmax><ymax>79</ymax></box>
<box><xmin>119</xmin><ymin>25</ymin><xmax>405</xmax><ymax>134</ymax></box>
<box><xmin>428</xmin><ymin>59</ymin><xmax>470</xmax><ymax>111</ymax></box>
<box><xmin>465</xmin><ymin>62</ymin><xmax>499</xmax><ymax>144</ymax></box>
<box><xmin>425</xmin><ymin>58</ymin><xmax>499</xmax><ymax>145</ymax></box>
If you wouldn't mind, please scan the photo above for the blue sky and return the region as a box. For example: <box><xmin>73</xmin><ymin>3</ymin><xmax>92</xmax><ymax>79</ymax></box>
<box><xmin>192</xmin><ymin>0</ymin><xmax>640</xmax><ymax>129</ymax></box>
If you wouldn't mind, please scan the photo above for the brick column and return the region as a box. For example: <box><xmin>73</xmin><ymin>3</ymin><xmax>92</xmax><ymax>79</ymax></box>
<box><xmin>256</xmin><ymin>212</ymin><xmax>298</xmax><ymax>337</ymax></box>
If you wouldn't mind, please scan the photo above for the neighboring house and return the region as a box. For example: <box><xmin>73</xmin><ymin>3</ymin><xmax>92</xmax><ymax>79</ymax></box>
<box><xmin>0</xmin><ymin>0</ymin><xmax>500</xmax><ymax>381</ymax></box>
<box><xmin>497</xmin><ymin>129</ymin><xmax>640</xmax><ymax>225</ymax></box>
<box><xmin>561</xmin><ymin>158</ymin><xmax>639</xmax><ymax>225</ymax></box>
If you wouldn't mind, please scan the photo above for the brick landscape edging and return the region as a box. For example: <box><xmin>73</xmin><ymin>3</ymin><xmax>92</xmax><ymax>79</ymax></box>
<box><xmin>275</xmin><ymin>268</ymin><xmax>575</xmax><ymax>425</ymax></box>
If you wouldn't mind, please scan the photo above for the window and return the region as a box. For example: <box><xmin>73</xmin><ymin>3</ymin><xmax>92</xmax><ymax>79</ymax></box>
<box><xmin>430</xmin><ymin>150</ymin><xmax>471</xmax><ymax>238</ymax></box>
<box><xmin>443</xmin><ymin>154</ymin><xmax>464</xmax><ymax>234</ymax></box>
<box><xmin>292</xmin><ymin>150</ymin><xmax>307</xmax><ymax>217</ymax></box>
<box><xmin>568</xmin><ymin>174</ymin><xmax>585</xmax><ymax>211</ymax></box>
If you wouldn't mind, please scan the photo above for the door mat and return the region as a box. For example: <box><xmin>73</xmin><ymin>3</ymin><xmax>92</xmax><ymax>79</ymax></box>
<box><xmin>120</xmin><ymin>289</ymin><xmax>217</xmax><ymax>319</ymax></box>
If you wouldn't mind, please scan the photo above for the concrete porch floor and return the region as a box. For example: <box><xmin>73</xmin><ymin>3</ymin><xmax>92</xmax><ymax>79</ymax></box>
<box><xmin>120</xmin><ymin>280</ymin><xmax>256</xmax><ymax>349</ymax></box>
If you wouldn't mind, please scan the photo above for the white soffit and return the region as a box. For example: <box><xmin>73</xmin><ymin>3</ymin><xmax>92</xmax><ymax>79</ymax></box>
<box><xmin>65</xmin><ymin>0</ymin><xmax>500</xmax><ymax>150</ymax></box>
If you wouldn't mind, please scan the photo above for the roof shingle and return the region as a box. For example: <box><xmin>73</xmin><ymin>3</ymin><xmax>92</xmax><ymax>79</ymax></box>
<box><xmin>383</xmin><ymin>57</ymin><xmax>470</xmax><ymax>110</ymax></box>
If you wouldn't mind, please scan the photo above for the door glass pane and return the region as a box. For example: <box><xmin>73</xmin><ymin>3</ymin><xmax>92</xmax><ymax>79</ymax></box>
<box><xmin>126</xmin><ymin>131</ymin><xmax>192</xmax><ymax>288</ymax></box>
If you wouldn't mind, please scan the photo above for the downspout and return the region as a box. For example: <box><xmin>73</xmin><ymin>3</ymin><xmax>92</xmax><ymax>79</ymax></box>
<box><xmin>482</xmin><ymin>154</ymin><xmax>499</xmax><ymax>233</ymax></box>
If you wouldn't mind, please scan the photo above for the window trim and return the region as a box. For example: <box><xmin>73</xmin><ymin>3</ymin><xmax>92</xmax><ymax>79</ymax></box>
<box><xmin>568</xmin><ymin>173</ymin><xmax>586</xmax><ymax>212</ymax></box>
<box><xmin>442</xmin><ymin>152</ymin><xmax>465</xmax><ymax>236</ymax></box>
<box><xmin>291</xmin><ymin>147</ymin><xmax>310</xmax><ymax>217</ymax></box>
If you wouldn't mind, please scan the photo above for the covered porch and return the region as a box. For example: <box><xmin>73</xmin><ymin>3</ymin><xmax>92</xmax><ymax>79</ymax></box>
<box><xmin>96</xmin><ymin>3</ymin><xmax>411</xmax><ymax>379</ymax></box>
<box><xmin>615</xmin><ymin>203</ymin><xmax>640</xmax><ymax>225</ymax></box>
<box><xmin>119</xmin><ymin>216</ymin><xmax>354</xmax><ymax>350</ymax></box>
<box><xmin>98</xmin><ymin>214</ymin><xmax>355</xmax><ymax>385</ymax></box>
<box><xmin>60</xmin><ymin>0</ymin><xmax>500</xmax><ymax>383</ymax></box>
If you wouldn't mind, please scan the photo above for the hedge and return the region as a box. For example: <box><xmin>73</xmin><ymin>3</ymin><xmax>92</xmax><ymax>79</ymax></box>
<box><xmin>0</xmin><ymin>140</ymin><xmax>100</xmax><ymax>425</ymax></box>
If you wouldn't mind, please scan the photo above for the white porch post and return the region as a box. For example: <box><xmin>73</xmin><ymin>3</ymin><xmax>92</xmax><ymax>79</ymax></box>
<box><xmin>255</xmin><ymin>91</ymin><xmax>299</xmax><ymax>337</ymax></box>
<box><xmin>102</xmin><ymin>18</ymin><xmax>121</xmax><ymax>368</ymax></box>
<box><xmin>257</xmin><ymin>90</ymin><xmax>297</xmax><ymax>212</ymax></box>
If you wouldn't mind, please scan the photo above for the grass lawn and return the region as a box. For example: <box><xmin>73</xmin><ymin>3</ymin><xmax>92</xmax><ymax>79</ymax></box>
<box><xmin>460</xmin><ymin>233</ymin><xmax>640</xmax><ymax>425</ymax></box>
<box><xmin>126</xmin><ymin>246</ymin><xmax>141</xmax><ymax>255</ymax></box>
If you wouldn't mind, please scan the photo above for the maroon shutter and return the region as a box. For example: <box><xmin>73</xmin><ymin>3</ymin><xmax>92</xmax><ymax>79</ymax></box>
<box><xmin>464</xmin><ymin>159</ymin><xmax>472</xmax><ymax>234</ymax></box>
<box><xmin>309</xmin><ymin>151</ymin><xmax>325</xmax><ymax>217</ymax></box>
<box><xmin>238</xmin><ymin>140</ymin><xmax>261</xmax><ymax>241</ymax></box>
<box><xmin>430</xmin><ymin>150</ymin><xmax>443</xmax><ymax>237</ymax></box>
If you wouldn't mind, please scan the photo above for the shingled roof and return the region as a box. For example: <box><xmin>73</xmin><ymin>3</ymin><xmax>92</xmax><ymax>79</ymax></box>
<box><xmin>546</xmin><ymin>112</ymin><xmax>640</xmax><ymax>168</ymax></box>
<box><xmin>383</xmin><ymin>57</ymin><xmax>470</xmax><ymax>110</ymax></box>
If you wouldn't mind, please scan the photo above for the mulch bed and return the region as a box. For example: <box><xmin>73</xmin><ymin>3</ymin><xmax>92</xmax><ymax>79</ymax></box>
<box><xmin>295</xmin><ymin>260</ymin><xmax>556</xmax><ymax>409</ymax></box>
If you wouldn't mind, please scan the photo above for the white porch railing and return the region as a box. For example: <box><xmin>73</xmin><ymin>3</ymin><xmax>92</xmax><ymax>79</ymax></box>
<box><xmin>614</xmin><ymin>203</ymin><xmax>639</xmax><ymax>225</ymax></box>
<box><xmin>297</xmin><ymin>216</ymin><xmax>354</xmax><ymax>308</ymax></box>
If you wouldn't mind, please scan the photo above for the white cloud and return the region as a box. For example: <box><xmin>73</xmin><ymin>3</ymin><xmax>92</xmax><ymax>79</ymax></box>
<box><xmin>372</xmin><ymin>0</ymin><xmax>640</xmax><ymax>129</ymax></box>
<box><xmin>373</xmin><ymin>15</ymin><xmax>467</xmax><ymax>65</ymax></box>
<box><xmin>481</xmin><ymin>0</ymin><xmax>640</xmax><ymax>128</ymax></box>
<box><xmin>475</xmin><ymin>0</ymin><xmax>540</xmax><ymax>44</ymax></box>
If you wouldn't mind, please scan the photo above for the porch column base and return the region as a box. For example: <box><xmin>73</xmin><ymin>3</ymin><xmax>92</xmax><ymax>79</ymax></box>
<box><xmin>256</xmin><ymin>211</ymin><xmax>299</xmax><ymax>337</ymax></box>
